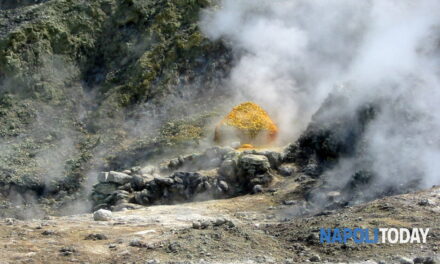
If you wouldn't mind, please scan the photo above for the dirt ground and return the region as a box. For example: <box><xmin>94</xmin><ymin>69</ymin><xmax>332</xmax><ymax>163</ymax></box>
<box><xmin>0</xmin><ymin>175</ymin><xmax>438</xmax><ymax>264</ymax></box>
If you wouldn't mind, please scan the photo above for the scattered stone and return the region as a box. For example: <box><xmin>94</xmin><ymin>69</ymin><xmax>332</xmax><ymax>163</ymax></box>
<box><xmin>414</xmin><ymin>257</ymin><xmax>437</xmax><ymax>264</ymax></box>
<box><xmin>309</xmin><ymin>254</ymin><xmax>321</xmax><ymax>262</ymax></box>
<box><xmin>60</xmin><ymin>246</ymin><xmax>76</xmax><ymax>256</ymax></box>
<box><xmin>200</xmin><ymin>220</ymin><xmax>210</xmax><ymax>229</ymax></box>
<box><xmin>283</xmin><ymin>200</ymin><xmax>296</xmax><ymax>205</ymax></box>
<box><xmin>108</xmin><ymin>244</ymin><xmax>117</xmax><ymax>249</ymax></box>
<box><xmin>129</xmin><ymin>238</ymin><xmax>148</xmax><ymax>248</ymax></box>
<box><xmin>5</xmin><ymin>218</ymin><xmax>14</xmax><ymax>225</ymax></box>
<box><xmin>167</xmin><ymin>242</ymin><xmax>181</xmax><ymax>253</ymax></box>
<box><xmin>85</xmin><ymin>233</ymin><xmax>108</xmax><ymax>240</ymax></box>
<box><xmin>41</xmin><ymin>230</ymin><xmax>56</xmax><ymax>236</ymax></box>
<box><xmin>418</xmin><ymin>199</ymin><xmax>435</xmax><ymax>206</ymax></box>
<box><xmin>306</xmin><ymin>233</ymin><xmax>319</xmax><ymax>245</ymax></box>
<box><xmin>212</xmin><ymin>218</ymin><xmax>226</xmax><ymax>226</ymax></box>
<box><xmin>397</xmin><ymin>256</ymin><xmax>414</xmax><ymax>264</ymax></box>
<box><xmin>93</xmin><ymin>209</ymin><xmax>112</xmax><ymax>221</ymax></box>
<box><xmin>414</xmin><ymin>257</ymin><xmax>425</xmax><ymax>264</ymax></box>
<box><xmin>192</xmin><ymin>221</ymin><xmax>201</xmax><ymax>229</ymax></box>
<box><xmin>278</xmin><ymin>164</ymin><xmax>294</xmax><ymax>176</ymax></box>
<box><xmin>424</xmin><ymin>257</ymin><xmax>437</xmax><ymax>264</ymax></box>
<box><xmin>252</xmin><ymin>184</ymin><xmax>263</xmax><ymax>194</ymax></box>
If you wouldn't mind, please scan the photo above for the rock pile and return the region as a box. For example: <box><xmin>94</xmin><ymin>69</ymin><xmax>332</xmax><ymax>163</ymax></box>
<box><xmin>91</xmin><ymin>147</ymin><xmax>286</xmax><ymax>211</ymax></box>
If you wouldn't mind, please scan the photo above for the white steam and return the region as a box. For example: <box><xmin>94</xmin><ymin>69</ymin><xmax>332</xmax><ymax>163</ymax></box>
<box><xmin>201</xmin><ymin>0</ymin><xmax>440</xmax><ymax>188</ymax></box>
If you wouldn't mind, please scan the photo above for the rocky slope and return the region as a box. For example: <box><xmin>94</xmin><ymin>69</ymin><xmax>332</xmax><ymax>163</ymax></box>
<box><xmin>0</xmin><ymin>0</ymin><xmax>232</xmax><ymax>215</ymax></box>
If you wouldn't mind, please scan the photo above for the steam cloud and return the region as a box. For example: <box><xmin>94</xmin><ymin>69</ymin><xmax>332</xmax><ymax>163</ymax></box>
<box><xmin>201</xmin><ymin>0</ymin><xmax>440</xmax><ymax>190</ymax></box>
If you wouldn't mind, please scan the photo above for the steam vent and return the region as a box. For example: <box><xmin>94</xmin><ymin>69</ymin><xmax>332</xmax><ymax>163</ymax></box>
<box><xmin>214</xmin><ymin>102</ymin><xmax>278</xmax><ymax>147</ymax></box>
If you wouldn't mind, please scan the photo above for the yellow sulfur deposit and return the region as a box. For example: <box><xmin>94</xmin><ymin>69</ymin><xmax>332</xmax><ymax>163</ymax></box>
<box><xmin>215</xmin><ymin>102</ymin><xmax>278</xmax><ymax>146</ymax></box>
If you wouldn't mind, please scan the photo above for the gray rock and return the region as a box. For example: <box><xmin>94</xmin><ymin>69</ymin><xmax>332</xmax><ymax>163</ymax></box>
<box><xmin>84</xmin><ymin>233</ymin><xmax>108</xmax><ymax>240</ymax></box>
<box><xmin>131</xmin><ymin>175</ymin><xmax>152</xmax><ymax>189</ymax></box>
<box><xmin>93</xmin><ymin>209</ymin><xmax>112</xmax><ymax>221</ymax></box>
<box><xmin>283</xmin><ymin>200</ymin><xmax>296</xmax><ymax>205</ymax></box>
<box><xmin>397</xmin><ymin>256</ymin><xmax>414</xmax><ymax>264</ymax></box>
<box><xmin>309</xmin><ymin>254</ymin><xmax>321</xmax><ymax>262</ymax></box>
<box><xmin>212</xmin><ymin>218</ymin><xmax>226</xmax><ymax>226</ymax></box>
<box><xmin>253</xmin><ymin>150</ymin><xmax>282</xmax><ymax>168</ymax></box>
<box><xmin>239</xmin><ymin>154</ymin><xmax>271</xmax><ymax>177</ymax></box>
<box><xmin>107</xmin><ymin>171</ymin><xmax>132</xmax><ymax>185</ymax></box>
<box><xmin>414</xmin><ymin>257</ymin><xmax>437</xmax><ymax>264</ymax></box>
<box><xmin>155</xmin><ymin>177</ymin><xmax>174</xmax><ymax>186</ymax></box>
<box><xmin>192</xmin><ymin>221</ymin><xmax>201</xmax><ymax>229</ymax></box>
<box><xmin>218</xmin><ymin>180</ymin><xmax>229</xmax><ymax>192</ymax></box>
<box><xmin>278</xmin><ymin>164</ymin><xmax>295</xmax><ymax>176</ymax></box>
<box><xmin>414</xmin><ymin>257</ymin><xmax>425</xmax><ymax>264</ymax></box>
<box><xmin>424</xmin><ymin>257</ymin><xmax>437</xmax><ymax>264</ymax></box>
<box><xmin>252</xmin><ymin>184</ymin><xmax>263</xmax><ymax>194</ymax></box>
<box><xmin>129</xmin><ymin>238</ymin><xmax>148</xmax><ymax>248</ymax></box>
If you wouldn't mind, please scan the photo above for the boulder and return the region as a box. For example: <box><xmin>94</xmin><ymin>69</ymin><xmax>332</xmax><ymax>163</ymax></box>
<box><xmin>252</xmin><ymin>185</ymin><xmax>263</xmax><ymax>194</ymax></box>
<box><xmin>155</xmin><ymin>177</ymin><xmax>174</xmax><ymax>186</ymax></box>
<box><xmin>98</xmin><ymin>171</ymin><xmax>133</xmax><ymax>185</ymax></box>
<box><xmin>245</xmin><ymin>150</ymin><xmax>282</xmax><ymax>168</ymax></box>
<box><xmin>93</xmin><ymin>209</ymin><xmax>112</xmax><ymax>221</ymax></box>
<box><xmin>239</xmin><ymin>154</ymin><xmax>271</xmax><ymax>177</ymax></box>
<box><xmin>278</xmin><ymin>164</ymin><xmax>295</xmax><ymax>176</ymax></box>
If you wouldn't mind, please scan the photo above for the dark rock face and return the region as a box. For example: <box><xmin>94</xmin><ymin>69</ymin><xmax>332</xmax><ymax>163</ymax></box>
<box><xmin>284</xmin><ymin>97</ymin><xmax>378</xmax><ymax>177</ymax></box>
<box><xmin>91</xmin><ymin>147</ymin><xmax>278</xmax><ymax>210</ymax></box>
